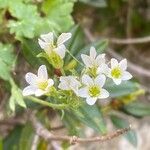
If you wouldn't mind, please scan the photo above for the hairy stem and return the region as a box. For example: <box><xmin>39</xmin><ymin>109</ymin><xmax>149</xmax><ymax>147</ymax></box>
<box><xmin>66</xmin><ymin>49</ymin><xmax>84</xmax><ymax>67</ymax></box>
<box><xmin>27</xmin><ymin>96</ymin><xmax>68</xmax><ymax>109</ymax></box>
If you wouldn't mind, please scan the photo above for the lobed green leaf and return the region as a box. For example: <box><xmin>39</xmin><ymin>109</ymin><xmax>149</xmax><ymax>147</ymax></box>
<box><xmin>0</xmin><ymin>43</ymin><xmax>15</xmax><ymax>81</ymax></box>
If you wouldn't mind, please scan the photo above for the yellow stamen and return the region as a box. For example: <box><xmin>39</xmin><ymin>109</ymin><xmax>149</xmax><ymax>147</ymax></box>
<box><xmin>88</xmin><ymin>85</ymin><xmax>101</xmax><ymax>97</ymax></box>
<box><xmin>37</xmin><ymin>81</ymin><xmax>48</xmax><ymax>90</ymax></box>
<box><xmin>111</xmin><ymin>67</ymin><xmax>122</xmax><ymax>78</ymax></box>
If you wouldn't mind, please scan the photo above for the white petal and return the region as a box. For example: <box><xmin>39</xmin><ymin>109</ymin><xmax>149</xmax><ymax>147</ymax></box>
<box><xmin>54</xmin><ymin>44</ymin><xmax>66</xmax><ymax>58</ymax></box>
<box><xmin>86</xmin><ymin>97</ymin><xmax>97</xmax><ymax>105</ymax></box>
<box><xmin>38</xmin><ymin>65</ymin><xmax>48</xmax><ymax>80</ymax></box>
<box><xmin>111</xmin><ymin>58</ymin><xmax>118</xmax><ymax>68</ymax></box>
<box><xmin>82</xmin><ymin>74</ymin><xmax>93</xmax><ymax>86</ymax></box>
<box><xmin>58</xmin><ymin>83</ymin><xmax>70</xmax><ymax>90</ymax></box>
<box><xmin>96</xmin><ymin>54</ymin><xmax>105</xmax><ymax>66</ymax></box>
<box><xmin>71</xmin><ymin>86</ymin><xmax>79</xmax><ymax>95</ymax></box>
<box><xmin>119</xmin><ymin>59</ymin><xmax>127</xmax><ymax>71</ymax></box>
<box><xmin>70</xmin><ymin>83</ymin><xmax>81</xmax><ymax>92</ymax></box>
<box><xmin>48</xmin><ymin>79</ymin><xmax>54</xmax><ymax>87</ymax></box>
<box><xmin>58</xmin><ymin>76</ymin><xmax>80</xmax><ymax>92</ymax></box>
<box><xmin>113</xmin><ymin>79</ymin><xmax>122</xmax><ymax>85</ymax></box>
<box><xmin>25</xmin><ymin>73</ymin><xmax>38</xmax><ymax>86</ymax></box>
<box><xmin>78</xmin><ymin>87</ymin><xmax>89</xmax><ymax>98</ymax></box>
<box><xmin>38</xmin><ymin>39</ymin><xmax>50</xmax><ymax>50</ymax></box>
<box><xmin>69</xmin><ymin>78</ymin><xmax>81</xmax><ymax>94</ymax></box>
<box><xmin>81</xmin><ymin>54</ymin><xmax>93</xmax><ymax>67</ymax></box>
<box><xmin>40</xmin><ymin>32</ymin><xmax>53</xmax><ymax>43</ymax></box>
<box><xmin>58</xmin><ymin>78</ymin><xmax>70</xmax><ymax>90</ymax></box>
<box><xmin>99</xmin><ymin>89</ymin><xmax>109</xmax><ymax>99</ymax></box>
<box><xmin>57</xmin><ymin>33</ymin><xmax>72</xmax><ymax>46</ymax></box>
<box><xmin>35</xmin><ymin>89</ymin><xmax>46</xmax><ymax>97</ymax></box>
<box><xmin>97</xmin><ymin>63</ymin><xmax>109</xmax><ymax>75</ymax></box>
<box><xmin>90</xmin><ymin>47</ymin><xmax>97</xmax><ymax>59</ymax></box>
<box><xmin>122</xmin><ymin>71</ymin><xmax>132</xmax><ymax>80</ymax></box>
<box><xmin>22</xmin><ymin>86</ymin><xmax>37</xmax><ymax>96</ymax></box>
<box><xmin>59</xmin><ymin>76</ymin><xmax>68</xmax><ymax>82</ymax></box>
<box><xmin>70</xmin><ymin>77</ymin><xmax>81</xmax><ymax>87</ymax></box>
<box><xmin>95</xmin><ymin>74</ymin><xmax>106</xmax><ymax>87</ymax></box>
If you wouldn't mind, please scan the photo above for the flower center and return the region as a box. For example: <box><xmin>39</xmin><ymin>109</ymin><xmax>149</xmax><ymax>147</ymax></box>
<box><xmin>111</xmin><ymin>67</ymin><xmax>122</xmax><ymax>78</ymax></box>
<box><xmin>88</xmin><ymin>85</ymin><xmax>100</xmax><ymax>97</ymax></box>
<box><xmin>48</xmin><ymin>51</ymin><xmax>63</xmax><ymax>68</ymax></box>
<box><xmin>37</xmin><ymin>81</ymin><xmax>48</xmax><ymax>90</ymax></box>
<box><xmin>46</xmin><ymin>42</ymin><xmax>56</xmax><ymax>55</ymax></box>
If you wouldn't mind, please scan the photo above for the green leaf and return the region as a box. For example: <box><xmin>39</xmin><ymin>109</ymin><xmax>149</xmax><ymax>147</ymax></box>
<box><xmin>0</xmin><ymin>136</ymin><xmax>3</xmax><ymax>150</ymax></box>
<box><xmin>105</xmin><ymin>80</ymin><xmax>139</xmax><ymax>98</ymax></box>
<box><xmin>6</xmin><ymin>0</ymin><xmax>59</xmax><ymax>38</ymax></box>
<box><xmin>7</xmin><ymin>2</ymin><xmax>40</xmax><ymax>39</ymax></box>
<box><xmin>41</xmin><ymin>0</ymin><xmax>76</xmax><ymax>32</ymax></box>
<box><xmin>65</xmin><ymin>25</ymin><xmax>85</xmax><ymax>63</ymax></box>
<box><xmin>21</xmin><ymin>39</ymin><xmax>43</xmax><ymax>68</ymax></box>
<box><xmin>0</xmin><ymin>43</ymin><xmax>15</xmax><ymax>81</ymax></box>
<box><xmin>0</xmin><ymin>0</ymin><xmax>9</xmax><ymax>8</ymax></box>
<box><xmin>4</xmin><ymin>125</ymin><xmax>23</xmax><ymax>150</ymax></box>
<box><xmin>19</xmin><ymin>123</ymin><xmax>34</xmax><ymax>150</ymax></box>
<box><xmin>63</xmin><ymin>111</ymin><xmax>81</xmax><ymax>135</ymax></box>
<box><xmin>111</xmin><ymin>115</ymin><xmax>137</xmax><ymax>147</ymax></box>
<box><xmin>9</xmin><ymin>79</ymin><xmax>26</xmax><ymax>111</ymax></box>
<box><xmin>2</xmin><ymin>0</ymin><xmax>76</xmax><ymax>38</ymax></box>
<box><xmin>9</xmin><ymin>94</ymin><xmax>16</xmax><ymax>112</ymax></box>
<box><xmin>123</xmin><ymin>102</ymin><xmax>150</xmax><ymax>117</ymax></box>
<box><xmin>75</xmin><ymin>104</ymin><xmax>107</xmax><ymax>134</ymax></box>
<box><xmin>79</xmin><ymin>0</ymin><xmax>107</xmax><ymax>8</ymax></box>
<box><xmin>8</xmin><ymin>20</ymin><xmax>36</xmax><ymax>39</ymax></box>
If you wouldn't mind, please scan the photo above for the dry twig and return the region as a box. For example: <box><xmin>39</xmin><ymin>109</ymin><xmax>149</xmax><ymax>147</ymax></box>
<box><xmin>31</xmin><ymin>134</ymin><xmax>39</xmax><ymax>150</ymax></box>
<box><xmin>30</xmin><ymin>113</ymin><xmax>131</xmax><ymax>145</ymax></box>
<box><xmin>109</xmin><ymin>36</ymin><xmax>150</xmax><ymax>44</ymax></box>
<box><xmin>51</xmin><ymin>125</ymin><xmax>64</xmax><ymax>131</ymax></box>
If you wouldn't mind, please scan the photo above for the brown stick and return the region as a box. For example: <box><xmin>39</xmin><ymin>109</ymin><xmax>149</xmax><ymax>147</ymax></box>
<box><xmin>30</xmin><ymin>113</ymin><xmax>131</xmax><ymax>145</ymax></box>
<box><xmin>109</xmin><ymin>36</ymin><xmax>150</xmax><ymax>44</ymax></box>
<box><xmin>50</xmin><ymin>125</ymin><xmax>64</xmax><ymax>131</ymax></box>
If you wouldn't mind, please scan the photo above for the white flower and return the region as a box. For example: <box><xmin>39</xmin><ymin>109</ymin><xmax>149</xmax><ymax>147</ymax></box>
<box><xmin>81</xmin><ymin>47</ymin><xmax>108</xmax><ymax>76</ymax></box>
<box><xmin>108</xmin><ymin>58</ymin><xmax>132</xmax><ymax>85</ymax></box>
<box><xmin>38</xmin><ymin>32</ymin><xmax>72</xmax><ymax>59</ymax></box>
<box><xmin>78</xmin><ymin>74</ymin><xmax>109</xmax><ymax>105</ymax></box>
<box><xmin>58</xmin><ymin>76</ymin><xmax>81</xmax><ymax>95</ymax></box>
<box><xmin>23</xmin><ymin>65</ymin><xmax>54</xmax><ymax>97</ymax></box>
<box><xmin>81</xmin><ymin>46</ymin><xmax>106</xmax><ymax>68</ymax></box>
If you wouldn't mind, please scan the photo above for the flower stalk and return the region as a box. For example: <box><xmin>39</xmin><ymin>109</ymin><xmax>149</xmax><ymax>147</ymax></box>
<box><xmin>27</xmin><ymin>96</ymin><xmax>68</xmax><ymax>109</ymax></box>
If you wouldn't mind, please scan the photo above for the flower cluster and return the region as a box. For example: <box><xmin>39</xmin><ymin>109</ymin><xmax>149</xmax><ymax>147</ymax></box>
<box><xmin>23</xmin><ymin>32</ymin><xmax>132</xmax><ymax>105</ymax></box>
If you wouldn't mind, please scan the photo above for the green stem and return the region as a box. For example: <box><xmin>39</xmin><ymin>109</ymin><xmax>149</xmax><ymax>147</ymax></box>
<box><xmin>66</xmin><ymin>49</ymin><xmax>84</xmax><ymax>67</ymax></box>
<box><xmin>60</xmin><ymin>68</ymin><xmax>66</xmax><ymax>76</ymax></box>
<box><xmin>27</xmin><ymin>96</ymin><xmax>68</xmax><ymax>110</ymax></box>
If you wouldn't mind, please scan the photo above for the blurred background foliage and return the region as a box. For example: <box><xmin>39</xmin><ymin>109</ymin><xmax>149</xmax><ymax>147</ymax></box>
<box><xmin>0</xmin><ymin>0</ymin><xmax>150</xmax><ymax>149</ymax></box>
